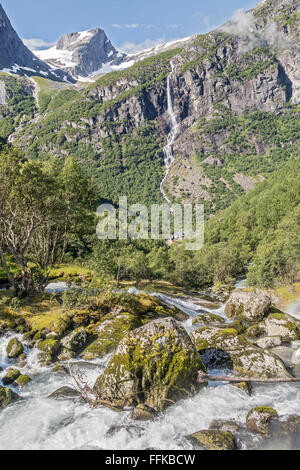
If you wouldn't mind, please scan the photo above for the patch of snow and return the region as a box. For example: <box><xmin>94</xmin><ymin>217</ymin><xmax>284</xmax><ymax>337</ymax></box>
<box><xmin>34</xmin><ymin>47</ymin><xmax>77</xmax><ymax>68</ymax></box>
<box><xmin>76</xmin><ymin>30</ymin><xmax>94</xmax><ymax>43</ymax></box>
<box><xmin>111</xmin><ymin>59</ymin><xmax>135</xmax><ymax>71</ymax></box>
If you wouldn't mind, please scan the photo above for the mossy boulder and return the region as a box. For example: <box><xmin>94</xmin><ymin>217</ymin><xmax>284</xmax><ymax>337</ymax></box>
<box><xmin>47</xmin><ymin>386</ymin><xmax>82</xmax><ymax>400</ymax></box>
<box><xmin>2</xmin><ymin>368</ymin><xmax>20</xmax><ymax>385</ymax></box>
<box><xmin>38</xmin><ymin>339</ymin><xmax>60</xmax><ymax>358</ymax></box>
<box><xmin>94</xmin><ymin>318</ymin><xmax>206</xmax><ymax>411</ymax></box>
<box><xmin>81</xmin><ymin>312</ymin><xmax>142</xmax><ymax>360</ymax></box>
<box><xmin>61</xmin><ymin>327</ymin><xmax>87</xmax><ymax>352</ymax></box>
<box><xmin>188</xmin><ymin>430</ymin><xmax>236</xmax><ymax>450</ymax></box>
<box><xmin>132</xmin><ymin>293</ymin><xmax>188</xmax><ymax>321</ymax></box>
<box><xmin>57</xmin><ymin>348</ymin><xmax>76</xmax><ymax>361</ymax></box>
<box><xmin>131</xmin><ymin>404</ymin><xmax>156</xmax><ymax>421</ymax></box>
<box><xmin>0</xmin><ymin>386</ymin><xmax>19</xmax><ymax>410</ymax></box>
<box><xmin>191</xmin><ymin>327</ymin><xmax>290</xmax><ymax>379</ymax></box>
<box><xmin>264</xmin><ymin>313</ymin><xmax>299</xmax><ymax>341</ymax></box>
<box><xmin>256</xmin><ymin>336</ymin><xmax>282</xmax><ymax>349</ymax></box>
<box><xmin>245</xmin><ymin>323</ymin><xmax>266</xmax><ymax>339</ymax></box>
<box><xmin>192</xmin><ymin>312</ymin><xmax>225</xmax><ymax>326</ymax></box>
<box><xmin>225</xmin><ymin>291</ymin><xmax>271</xmax><ymax>324</ymax></box>
<box><xmin>15</xmin><ymin>374</ymin><xmax>31</xmax><ymax>387</ymax></box>
<box><xmin>246</xmin><ymin>406</ymin><xmax>278</xmax><ymax>437</ymax></box>
<box><xmin>70</xmin><ymin>310</ymin><xmax>91</xmax><ymax>327</ymax></box>
<box><xmin>6</xmin><ymin>338</ymin><xmax>23</xmax><ymax>358</ymax></box>
<box><xmin>25</xmin><ymin>312</ymin><xmax>70</xmax><ymax>338</ymax></box>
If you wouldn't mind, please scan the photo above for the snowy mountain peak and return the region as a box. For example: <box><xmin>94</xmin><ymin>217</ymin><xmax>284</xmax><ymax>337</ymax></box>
<box><xmin>35</xmin><ymin>27</ymin><xmax>125</xmax><ymax>79</ymax></box>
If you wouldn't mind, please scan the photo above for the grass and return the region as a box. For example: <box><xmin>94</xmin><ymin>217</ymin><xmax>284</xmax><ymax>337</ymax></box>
<box><xmin>274</xmin><ymin>282</ymin><xmax>300</xmax><ymax>311</ymax></box>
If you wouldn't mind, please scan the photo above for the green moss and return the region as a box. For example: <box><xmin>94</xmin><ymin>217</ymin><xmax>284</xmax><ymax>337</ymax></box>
<box><xmin>192</xmin><ymin>313</ymin><xmax>225</xmax><ymax>326</ymax></box>
<box><xmin>269</xmin><ymin>313</ymin><xmax>287</xmax><ymax>321</ymax></box>
<box><xmin>192</xmin><ymin>327</ymin><xmax>238</xmax><ymax>352</ymax></box>
<box><xmin>2</xmin><ymin>368</ymin><xmax>21</xmax><ymax>385</ymax></box>
<box><xmin>15</xmin><ymin>375</ymin><xmax>31</xmax><ymax>387</ymax></box>
<box><xmin>25</xmin><ymin>312</ymin><xmax>70</xmax><ymax>337</ymax></box>
<box><xmin>246</xmin><ymin>406</ymin><xmax>278</xmax><ymax>437</ymax></box>
<box><xmin>0</xmin><ymin>386</ymin><xmax>19</xmax><ymax>409</ymax></box>
<box><xmin>82</xmin><ymin>312</ymin><xmax>142</xmax><ymax>360</ymax></box>
<box><xmin>245</xmin><ymin>323</ymin><xmax>265</xmax><ymax>339</ymax></box>
<box><xmin>38</xmin><ymin>339</ymin><xmax>60</xmax><ymax>357</ymax></box>
<box><xmin>94</xmin><ymin>319</ymin><xmax>206</xmax><ymax>411</ymax></box>
<box><xmin>189</xmin><ymin>430</ymin><xmax>236</xmax><ymax>450</ymax></box>
<box><xmin>6</xmin><ymin>338</ymin><xmax>23</xmax><ymax>358</ymax></box>
<box><xmin>255</xmin><ymin>406</ymin><xmax>278</xmax><ymax>416</ymax></box>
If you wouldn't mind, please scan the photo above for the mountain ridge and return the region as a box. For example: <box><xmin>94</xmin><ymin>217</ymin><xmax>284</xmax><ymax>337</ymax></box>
<box><xmin>0</xmin><ymin>3</ymin><xmax>73</xmax><ymax>82</ymax></box>
<box><xmin>4</xmin><ymin>0</ymin><xmax>300</xmax><ymax>215</ymax></box>
<box><xmin>35</xmin><ymin>27</ymin><xmax>126</xmax><ymax>80</ymax></box>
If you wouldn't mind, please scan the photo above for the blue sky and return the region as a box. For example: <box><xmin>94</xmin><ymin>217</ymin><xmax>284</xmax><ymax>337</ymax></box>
<box><xmin>1</xmin><ymin>0</ymin><xmax>259</xmax><ymax>52</ymax></box>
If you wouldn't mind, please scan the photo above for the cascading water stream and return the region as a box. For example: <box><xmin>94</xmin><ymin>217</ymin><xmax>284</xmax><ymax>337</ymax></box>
<box><xmin>160</xmin><ymin>61</ymin><xmax>180</xmax><ymax>209</ymax></box>
<box><xmin>1</xmin><ymin>283</ymin><xmax>300</xmax><ymax>449</ymax></box>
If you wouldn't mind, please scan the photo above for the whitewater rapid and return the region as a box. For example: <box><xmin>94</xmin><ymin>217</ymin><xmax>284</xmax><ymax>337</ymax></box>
<box><xmin>1</xmin><ymin>286</ymin><xmax>300</xmax><ymax>450</ymax></box>
<box><xmin>160</xmin><ymin>61</ymin><xmax>179</xmax><ymax>208</ymax></box>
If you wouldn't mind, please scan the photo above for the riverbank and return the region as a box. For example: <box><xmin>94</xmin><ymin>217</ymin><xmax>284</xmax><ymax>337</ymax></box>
<box><xmin>1</xmin><ymin>279</ymin><xmax>300</xmax><ymax>449</ymax></box>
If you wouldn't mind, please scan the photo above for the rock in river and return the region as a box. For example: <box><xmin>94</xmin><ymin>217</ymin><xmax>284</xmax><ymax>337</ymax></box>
<box><xmin>246</xmin><ymin>406</ymin><xmax>278</xmax><ymax>437</ymax></box>
<box><xmin>225</xmin><ymin>291</ymin><xmax>271</xmax><ymax>324</ymax></box>
<box><xmin>94</xmin><ymin>318</ymin><xmax>206</xmax><ymax>411</ymax></box>
<box><xmin>6</xmin><ymin>338</ymin><xmax>23</xmax><ymax>358</ymax></box>
<box><xmin>191</xmin><ymin>327</ymin><xmax>290</xmax><ymax>379</ymax></box>
<box><xmin>188</xmin><ymin>430</ymin><xmax>236</xmax><ymax>450</ymax></box>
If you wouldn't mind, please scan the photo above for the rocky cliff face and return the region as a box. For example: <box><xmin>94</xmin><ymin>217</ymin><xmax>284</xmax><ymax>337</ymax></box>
<box><xmin>0</xmin><ymin>4</ymin><xmax>73</xmax><ymax>82</ymax></box>
<box><xmin>11</xmin><ymin>0</ymin><xmax>300</xmax><ymax>213</ymax></box>
<box><xmin>36</xmin><ymin>28</ymin><xmax>126</xmax><ymax>79</ymax></box>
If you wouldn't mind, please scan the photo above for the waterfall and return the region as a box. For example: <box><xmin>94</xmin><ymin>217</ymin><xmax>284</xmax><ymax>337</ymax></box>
<box><xmin>0</xmin><ymin>81</ymin><xmax>6</xmax><ymax>105</ymax></box>
<box><xmin>160</xmin><ymin>61</ymin><xmax>179</xmax><ymax>209</ymax></box>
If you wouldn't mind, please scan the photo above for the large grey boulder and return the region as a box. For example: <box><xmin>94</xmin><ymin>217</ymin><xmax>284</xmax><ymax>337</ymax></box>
<box><xmin>246</xmin><ymin>406</ymin><xmax>278</xmax><ymax>437</ymax></box>
<box><xmin>94</xmin><ymin>318</ymin><xmax>206</xmax><ymax>411</ymax></box>
<box><xmin>191</xmin><ymin>326</ymin><xmax>291</xmax><ymax>379</ymax></box>
<box><xmin>225</xmin><ymin>291</ymin><xmax>271</xmax><ymax>324</ymax></box>
<box><xmin>61</xmin><ymin>327</ymin><xmax>87</xmax><ymax>352</ymax></box>
<box><xmin>264</xmin><ymin>313</ymin><xmax>299</xmax><ymax>341</ymax></box>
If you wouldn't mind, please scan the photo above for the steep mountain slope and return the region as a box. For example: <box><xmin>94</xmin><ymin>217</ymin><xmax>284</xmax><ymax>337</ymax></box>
<box><xmin>0</xmin><ymin>4</ymin><xmax>73</xmax><ymax>82</ymax></box>
<box><xmin>0</xmin><ymin>73</ymin><xmax>36</xmax><ymax>140</ymax></box>
<box><xmin>168</xmin><ymin>157</ymin><xmax>300</xmax><ymax>288</ymax></box>
<box><xmin>10</xmin><ymin>0</ymin><xmax>300</xmax><ymax>213</ymax></box>
<box><xmin>35</xmin><ymin>28</ymin><xmax>126</xmax><ymax>79</ymax></box>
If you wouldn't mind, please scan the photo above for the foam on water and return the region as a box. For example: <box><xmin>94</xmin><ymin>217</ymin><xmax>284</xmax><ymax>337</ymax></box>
<box><xmin>1</xmin><ymin>283</ymin><xmax>300</xmax><ymax>449</ymax></box>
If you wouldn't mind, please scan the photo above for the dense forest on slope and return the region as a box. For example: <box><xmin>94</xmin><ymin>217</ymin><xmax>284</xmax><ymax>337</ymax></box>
<box><xmin>0</xmin><ymin>0</ymin><xmax>299</xmax><ymax>292</ymax></box>
<box><xmin>89</xmin><ymin>157</ymin><xmax>300</xmax><ymax>289</ymax></box>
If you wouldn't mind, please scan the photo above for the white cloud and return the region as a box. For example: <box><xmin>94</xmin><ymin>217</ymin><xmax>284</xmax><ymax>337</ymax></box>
<box><xmin>112</xmin><ymin>23</ymin><xmax>157</xmax><ymax>29</ymax></box>
<box><xmin>119</xmin><ymin>37</ymin><xmax>166</xmax><ymax>54</ymax></box>
<box><xmin>112</xmin><ymin>23</ymin><xmax>140</xmax><ymax>29</ymax></box>
<box><xmin>221</xmin><ymin>9</ymin><xmax>292</xmax><ymax>53</ymax></box>
<box><xmin>22</xmin><ymin>38</ymin><xmax>56</xmax><ymax>51</ymax></box>
<box><xmin>166</xmin><ymin>24</ymin><xmax>181</xmax><ymax>29</ymax></box>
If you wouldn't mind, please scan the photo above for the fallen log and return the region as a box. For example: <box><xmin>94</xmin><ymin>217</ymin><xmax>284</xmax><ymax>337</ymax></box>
<box><xmin>198</xmin><ymin>371</ymin><xmax>300</xmax><ymax>384</ymax></box>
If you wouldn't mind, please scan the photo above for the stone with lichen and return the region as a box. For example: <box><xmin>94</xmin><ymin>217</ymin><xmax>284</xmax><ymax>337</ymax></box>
<box><xmin>94</xmin><ymin>317</ymin><xmax>206</xmax><ymax>411</ymax></box>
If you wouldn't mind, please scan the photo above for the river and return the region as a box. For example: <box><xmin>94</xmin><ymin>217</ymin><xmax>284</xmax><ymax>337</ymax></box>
<box><xmin>1</xmin><ymin>285</ymin><xmax>300</xmax><ymax>450</ymax></box>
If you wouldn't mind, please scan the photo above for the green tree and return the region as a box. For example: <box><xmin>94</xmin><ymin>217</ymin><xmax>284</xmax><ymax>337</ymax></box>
<box><xmin>0</xmin><ymin>148</ymin><xmax>97</xmax><ymax>296</ymax></box>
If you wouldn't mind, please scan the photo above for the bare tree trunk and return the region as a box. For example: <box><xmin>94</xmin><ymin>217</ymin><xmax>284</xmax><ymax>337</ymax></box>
<box><xmin>116</xmin><ymin>259</ymin><xmax>122</xmax><ymax>289</ymax></box>
<box><xmin>0</xmin><ymin>246</ymin><xmax>19</xmax><ymax>293</ymax></box>
<box><xmin>20</xmin><ymin>263</ymin><xmax>35</xmax><ymax>297</ymax></box>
